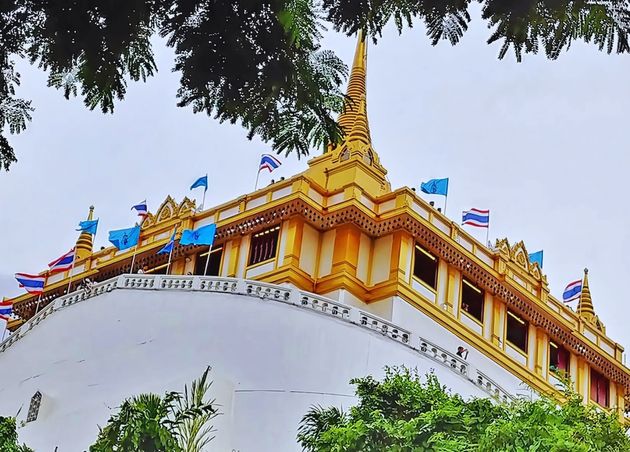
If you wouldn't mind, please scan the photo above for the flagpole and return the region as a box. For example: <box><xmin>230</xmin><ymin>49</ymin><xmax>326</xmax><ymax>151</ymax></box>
<box><xmin>201</xmin><ymin>174</ymin><xmax>207</xmax><ymax>210</ymax></box>
<box><xmin>165</xmin><ymin>228</ymin><xmax>176</xmax><ymax>275</ymax></box>
<box><xmin>485</xmin><ymin>224</ymin><xmax>490</xmax><ymax>248</ymax></box>
<box><xmin>254</xmin><ymin>168</ymin><xmax>261</xmax><ymax>191</ymax></box>
<box><xmin>130</xmin><ymin>244</ymin><xmax>139</xmax><ymax>274</ymax></box>
<box><xmin>36</xmin><ymin>270</ymin><xmax>50</xmax><ymax>314</ymax></box>
<box><xmin>443</xmin><ymin>193</ymin><xmax>448</xmax><ymax>217</ymax></box>
<box><xmin>166</xmin><ymin>247</ymin><xmax>174</xmax><ymax>275</ymax></box>
<box><xmin>34</xmin><ymin>293</ymin><xmax>42</xmax><ymax>315</ymax></box>
<box><xmin>91</xmin><ymin>219</ymin><xmax>99</xmax><ymax>259</ymax></box>
<box><xmin>443</xmin><ymin>178</ymin><xmax>449</xmax><ymax>216</ymax></box>
<box><xmin>203</xmin><ymin>245</ymin><xmax>214</xmax><ymax>276</ymax></box>
<box><xmin>65</xmin><ymin>248</ymin><xmax>77</xmax><ymax>295</ymax></box>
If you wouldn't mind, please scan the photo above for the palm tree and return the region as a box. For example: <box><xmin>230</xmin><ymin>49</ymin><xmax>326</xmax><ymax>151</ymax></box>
<box><xmin>297</xmin><ymin>405</ymin><xmax>347</xmax><ymax>451</ymax></box>
<box><xmin>90</xmin><ymin>367</ymin><xmax>218</xmax><ymax>452</ymax></box>
<box><xmin>174</xmin><ymin>367</ymin><xmax>219</xmax><ymax>452</ymax></box>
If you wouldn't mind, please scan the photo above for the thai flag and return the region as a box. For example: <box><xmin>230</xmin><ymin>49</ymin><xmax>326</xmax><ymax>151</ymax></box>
<box><xmin>562</xmin><ymin>279</ymin><xmax>582</xmax><ymax>303</ymax></box>
<box><xmin>462</xmin><ymin>208</ymin><xmax>490</xmax><ymax>228</ymax></box>
<box><xmin>131</xmin><ymin>200</ymin><xmax>148</xmax><ymax>217</ymax></box>
<box><xmin>0</xmin><ymin>314</ymin><xmax>8</xmax><ymax>340</ymax></box>
<box><xmin>14</xmin><ymin>273</ymin><xmax>45</xmax><ymax>295</ymax></box>
<box><xmin>259</xmin><ymin>154</ymin><xmax>282</xmax><ymax>173</ymax></box>
<box><xmin>0</xmin><ymin>301</ymin><xmax>13</xmax><ymax>316</ymax></box>
<box><xmin>48</xmin><ymin>248</ymin><xmax>76</xmax><ymax>273</ymax></box>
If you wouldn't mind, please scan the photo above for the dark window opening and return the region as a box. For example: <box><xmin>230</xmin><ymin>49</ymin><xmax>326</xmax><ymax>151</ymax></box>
<box><xmin>194</xmin><ymin>247</ymin><xmax>223</xmax><ymax>276</ymax></box>
<box><xmin>248</xmin><ymin>226</ymin><xmax>280</xmax><ymax>266</ymax></box>
<box><xmin>413</xmin><ymin>245</ymin><xmax>438</xmax><ymax>289</ymax></box>
<box><xmin>506</xmin><ymin>310</ymin><xmax>528</xmax><ymax>353</ymax></box>
<box><xmin>590</xmin><ymin>369</ymin><xmax>609</xmax><ymax>407</ymax></box>
<box><xmin>27</xmin><ymin>391</ymin><xmax>42</xmax><ymax>423</ymax></box>
<box><xmin>549</xmin><ymin>342</ymin><xmax>570</xmax><ymax>374</ymax></box>
<box><xmin>461</xmin><ymin>278</ymin><xmax>484</xmax><ymax>323</ymax></box>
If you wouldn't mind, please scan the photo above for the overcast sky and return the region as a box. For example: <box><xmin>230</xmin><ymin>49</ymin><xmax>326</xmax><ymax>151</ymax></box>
<box><xmin>1</xmin><ymin>10</ymin><xmax>629</xmax><ymax>349</ymax></box>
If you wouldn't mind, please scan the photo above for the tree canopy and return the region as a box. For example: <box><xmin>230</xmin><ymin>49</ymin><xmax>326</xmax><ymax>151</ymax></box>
<box><xmin>298</xmin><ymin>366</ymin><xmax>630</xmax><ymax>451</ymax></box>
<box><xmin>1</xmin><ymin>1</ymin><xmax>629</xmax><ymax>170</ymax></box>
<box><xmin>0</xmin><ymin>416</ymin><xmax>32</xmax><ymax>452</ymax></box>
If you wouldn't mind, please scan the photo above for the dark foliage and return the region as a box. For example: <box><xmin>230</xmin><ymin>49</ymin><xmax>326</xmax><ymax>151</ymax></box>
<box><xmin>298</xmin><ymin>367</ymin><xmax>630</xmax><ymax>451</ymax></box>
<box><xmin>1</xmin><ymin>1</ymin><xmax>629</xmax><ymax>170</ymax></box>
<box><xmin>0</xmin><ymin>416</ymin><xmax>33</xmax><ymax>452</ymax></box>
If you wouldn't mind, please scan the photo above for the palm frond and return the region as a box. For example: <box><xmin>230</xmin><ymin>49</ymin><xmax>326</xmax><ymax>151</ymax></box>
<box><xmin>297</xmin><ymin>405</ymin><xmax>347</xmax><ymax>450</ymax></box>
<box><xmin>173</xmin><ymin>366</ymin><xmax>219</xmax><ymax>452</ymax></box>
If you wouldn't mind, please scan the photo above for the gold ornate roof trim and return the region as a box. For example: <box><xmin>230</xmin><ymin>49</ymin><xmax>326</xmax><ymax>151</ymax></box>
<box><xmin>495</xmin><ymin>238</ymin><xmax>546</xmax><ymax>283</ymax></box>
<box><xmin>142</xmin><ymin>196</ymin><xmax>196</xmax><ymax>230</ymax></box>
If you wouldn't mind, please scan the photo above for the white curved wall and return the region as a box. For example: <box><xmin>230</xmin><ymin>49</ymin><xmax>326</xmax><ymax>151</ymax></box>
<box><xmin>1</xmin><ymin>285</ymin><xmax>502</xmax><ymax>451</ymax></box>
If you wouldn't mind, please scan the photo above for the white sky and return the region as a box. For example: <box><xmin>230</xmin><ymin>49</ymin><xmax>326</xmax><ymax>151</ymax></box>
<box><xmin>1</xmin><ymin>11</ymin><xmax>629</xmax><ymax>349</ymax></box>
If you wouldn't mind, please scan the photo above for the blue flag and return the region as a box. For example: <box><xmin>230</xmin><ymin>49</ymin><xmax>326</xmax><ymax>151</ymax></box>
<box><xmin>77</xmin><ymin>219</ymin><xmax>99</xmax><ymax>235</ymax></box>
<box><xmin>157</xmin><ymin>230</ymin><xmax>177</xmax><ymax>255</ymax></box>
<box><xmin>108</xmin><ymin>225</ymin><xmax>141</xmax><ymax>251</ymax></box>
<box><xmin>180</xmin><ymin>224</ymin><xmax>216</xmax><ymax>246</ymax></box>
<box><xmin>190</xmin><ymin>175</ymin><xmax>208</xmax><ymax>192</ymax></box>
<box><xmin>528</xmin><ymin>250</ymin><xmax>544</xmax><ymax>268</ymax></box>
<box><xmin>420</xmin><ymin>178</ymin><xmax>449</xmax><ymax>196</ymax></box>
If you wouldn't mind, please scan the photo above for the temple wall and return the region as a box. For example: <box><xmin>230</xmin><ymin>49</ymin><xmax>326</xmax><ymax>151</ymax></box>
<box><xmin>0</xmin><ymin>286</ymin><xmax>505</xmax><ymax>451</ymax></box>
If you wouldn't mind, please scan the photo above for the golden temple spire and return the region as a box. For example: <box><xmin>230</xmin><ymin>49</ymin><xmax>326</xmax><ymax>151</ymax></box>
<box><xmin>75</xmin><ymin>206</ymin><xmax>94</xmax><ymax>261</ymax></box>
<box><xmin>577</xmin><ymin>268</ymin><xmax>605</xmax><ymax>332</ymax></box>
<box><xmin>304</xmin><ymin>31</ymin><xmax>390</xmax><ymax>197</ymax></box>
<box><xmin>338</xmin><ymin>30</ymin><xmax>370</xmax><ymax>142</ymax></box>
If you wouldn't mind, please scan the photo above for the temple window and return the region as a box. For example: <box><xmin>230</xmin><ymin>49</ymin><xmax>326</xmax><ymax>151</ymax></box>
<box><xmin>461</xmin><ymin>278</ymin><xmax>484</xmax><ymax>323</ymax></box>
<box><xmin>590</xmin><ymin>369</ymin><xmax>609</xmax><ymax>407</ymax></box>
<box><xmin>549</xmin><ymin>341</ymin><xmax>570</xmax><ymax>374</ymax></box>
<box><xmin>194</xmin><ymin>246</ymin><xmax>224</xmax><ymax>276</ymax></box>
<box><xmin>248</xmin><ymin>226</ymin><xmax>280</xmax><ymax>266</ymax></box>
<box><xmin>506</xmin><ymin>310</ymin><xmax>528</xmax><ymax>353</ymax></box>
<box><xmin>413</xmin><ymin>244</ymin><xmax>437</xmax><ymax>289</ymax></box>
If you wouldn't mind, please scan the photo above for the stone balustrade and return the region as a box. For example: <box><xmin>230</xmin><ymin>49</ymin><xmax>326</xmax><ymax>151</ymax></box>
<box><xmin>418</xmin><ymin>337</ymin><xmax>469</xmax><ymax>377</ymax></box>
<box><xmin>0</xmin><ymin>274</ymin><xmax>515</xmax><ymax>402</ymax></box>
<box><xmin>475</xmin><ymin>370</ymin><xmax>513</xmax><ymax>403</ymax></box>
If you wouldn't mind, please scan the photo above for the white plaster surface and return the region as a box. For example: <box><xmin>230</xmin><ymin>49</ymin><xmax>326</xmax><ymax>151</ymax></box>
<box><xmin>0</xmin><ymin>287</ymin><xmax>501</xmax><ymax>451</ymax></box>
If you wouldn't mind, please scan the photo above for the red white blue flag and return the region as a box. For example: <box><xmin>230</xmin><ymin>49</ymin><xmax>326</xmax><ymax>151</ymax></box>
<box><xmin>0</xmin><ymin>301</ymin><xmax>13</xmax><ymax>316</ymax></box>
<box><xmin>259</xmin><ymin>154</ymin><xmax>282</xmax><ymax>173</ymax></box>
<box><xmin>14</xmin><ymin>273</ymin><xmax>45</xmax><ymax>295</ymax></box>
<box><xmin>48</xmin><ymin>248</ymin><xmax>76</xmax><ymax>273</ymax></box>
<box><xmin>0</xmin><ymin>314</ymin><xmax>8</xmax><ymax>341</ymax></box>
<box><xmin>462</xmin><ymin>208</ymin><xmax>490</xmax><ymax>228</ymax></box>
<box><xmin>562</xmin><ymin>279</ymin><xmax>582</xmax><ymax>303</ymax></box>
<box><xmin>131</xmin><ymin>200</ymin><xmax>148</xmax><ymax>217</ymax></box>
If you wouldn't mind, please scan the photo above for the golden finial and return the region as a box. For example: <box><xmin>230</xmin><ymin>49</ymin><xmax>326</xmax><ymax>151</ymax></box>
<box><xmin>338</xmin><ymin>30</ymin><xmax>369</xmax><ymax>138</ymax></box>
<box><xmin>75</xmin><ymin>205</ymin><xmax>95</xmax><ymax>261</ymax></box>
